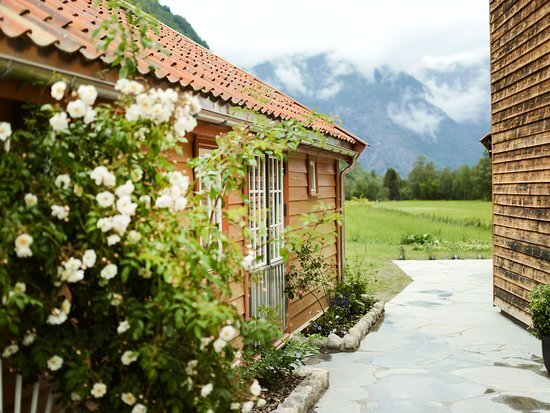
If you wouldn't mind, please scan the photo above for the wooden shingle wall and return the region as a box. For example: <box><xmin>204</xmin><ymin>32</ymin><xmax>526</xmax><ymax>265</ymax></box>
<box><xmin>286</xmin><ymin>152</ymin><xmax>339</xmax><ymax>332</ymax></box>
<box><xmin>490</xmin><ymin>0</ymin><xmax>550</xmax><ymax>324</ymax></box>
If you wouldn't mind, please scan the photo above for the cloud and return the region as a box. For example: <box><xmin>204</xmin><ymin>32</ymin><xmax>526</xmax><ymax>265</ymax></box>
<box><xmin>388</xmin><ymin>93</ymin><xmax>443</xmax><ymax>138</ymax></box>
<box><xmin>317</xmin><ymin>82</ymin><xmax>342</xmax><ymax>100</ymax></box>
<box><xmin>417</xmin><ymin>62</ymin><xmax>491</xmax><ymax>123</ymax></box>
<box><xmin>167</xmin><ymin>0</ymin><xmax>490</xmax><ymax>76</ymax></box>
<box><xmin>273</xmin><ymin>60</ymin><xmax>308</xmax><ymax>95</ymax></box>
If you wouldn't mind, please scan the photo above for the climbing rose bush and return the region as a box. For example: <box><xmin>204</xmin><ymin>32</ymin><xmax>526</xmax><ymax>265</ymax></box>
<box><xmin>0</xmin><ymin>79</ymin><xmax>301</xmax><ymax>412</ymax></box>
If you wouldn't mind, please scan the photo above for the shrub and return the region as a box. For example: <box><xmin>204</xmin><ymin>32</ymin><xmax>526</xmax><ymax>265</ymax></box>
<box><xmin>529</xmin><ymin>284</ymin><xmax>550</xmax><ymax>339</ymax></box>
<box><xmin>0</xmin><ymin>78</ymin><xmax>305</xmax><ymax>412</ymax></box>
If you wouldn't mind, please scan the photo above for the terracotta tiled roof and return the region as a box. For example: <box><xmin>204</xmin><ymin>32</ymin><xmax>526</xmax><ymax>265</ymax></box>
<box><xmin>0</xmin><ymin>0</ymin><xmax>365</xmax><ymax>146</ymax></box>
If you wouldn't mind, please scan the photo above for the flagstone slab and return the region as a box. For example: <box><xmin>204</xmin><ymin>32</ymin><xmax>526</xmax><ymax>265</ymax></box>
<box><xmin>309</xmin><ymin>260</ymin><xmax>548</xmax><ymax>413</ymax></box>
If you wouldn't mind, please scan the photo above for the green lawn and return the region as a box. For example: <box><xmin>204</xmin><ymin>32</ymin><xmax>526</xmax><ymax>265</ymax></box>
<box><xmin>345</xmin><ymin>200</ymin><xmax>492</xmax><ymax>302</ymax></box>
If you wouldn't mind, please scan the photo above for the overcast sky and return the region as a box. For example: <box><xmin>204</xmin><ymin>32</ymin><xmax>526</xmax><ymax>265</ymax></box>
<box><xmin>162</xmin><ymin>0</ymin><xmax>490</xmax><ymax>75</ymax></box>
<box><xmin>161</xmin><ymin>1</ymin><xmax>490</xmax><ymax>126</ymax></box>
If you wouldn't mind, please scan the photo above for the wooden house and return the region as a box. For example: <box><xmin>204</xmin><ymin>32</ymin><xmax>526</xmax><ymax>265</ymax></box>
<box><xmin>488</xmin><ymin>0</ymin><xmax>549</xmax><ymax>325</ymax></box>
<box><xmin>0</xmin><ymin>0</ymin><xmax>366</xmax><ymax>336</ymax></box>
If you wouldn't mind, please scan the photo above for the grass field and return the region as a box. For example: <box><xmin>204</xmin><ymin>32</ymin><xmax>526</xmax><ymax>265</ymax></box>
<box><xmin>345</xmin><ymin>200</ymin><xmax>492</xmax><ymax>302</ymax></box>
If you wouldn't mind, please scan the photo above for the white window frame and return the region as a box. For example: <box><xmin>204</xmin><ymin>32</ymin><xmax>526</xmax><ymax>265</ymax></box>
<box><xmin>248</xmin><ymin>156</ymin><xmax>287</xmax><ymax>327</ymax></box>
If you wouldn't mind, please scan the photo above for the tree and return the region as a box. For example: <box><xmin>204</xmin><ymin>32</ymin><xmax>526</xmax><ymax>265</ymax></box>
<box><xmin>383</xmin><ymin>168</ymin><xmax>401</xmax><ymax>200</ymax></box>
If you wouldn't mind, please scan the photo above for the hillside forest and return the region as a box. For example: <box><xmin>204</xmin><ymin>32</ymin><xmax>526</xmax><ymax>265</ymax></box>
<box><xmin>346</xmin><ymin>152</ymin><xmax>492</xmax><ymax>201</ymax></box>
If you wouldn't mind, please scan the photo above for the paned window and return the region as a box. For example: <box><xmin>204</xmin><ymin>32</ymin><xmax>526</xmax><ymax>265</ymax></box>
<box><xmin>248</xmin><ymin>156</ymin><xmax>286</xmax><ymax>326</ymax></box>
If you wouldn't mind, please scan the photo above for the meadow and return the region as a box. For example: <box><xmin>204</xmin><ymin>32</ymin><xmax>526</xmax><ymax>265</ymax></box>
<box><xmin>345</xmin><ymin>200</ymin><xmax>493</xmax><ymax>301</ymax></box>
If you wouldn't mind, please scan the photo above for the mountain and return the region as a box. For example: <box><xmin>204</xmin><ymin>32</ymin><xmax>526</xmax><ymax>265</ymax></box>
<box><xmin>130</xmin><ymin>0</ymin><xmax>209</xmax><ymax>49</ymax></box>
<box><xmin>251</xmin><ymin>54</ymin><xmax>490</xmax><ymax>175</ymax></box>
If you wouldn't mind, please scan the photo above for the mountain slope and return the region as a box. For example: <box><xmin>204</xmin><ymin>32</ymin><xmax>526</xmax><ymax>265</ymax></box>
<box><xmin>130</xmin><ymin>0</ymin><xmax>209</xmax><ymax>49</ymax></box>
<box><xmin>251</xmin><ymin>54</ymin><xmax>490</xmax><ymax>175</ymax></box>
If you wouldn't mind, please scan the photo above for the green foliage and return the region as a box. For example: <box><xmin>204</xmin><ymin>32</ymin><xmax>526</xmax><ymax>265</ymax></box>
<box><xmin>284</xmin><ymin>239</ymin><xmax>333</xmax><ymax>314</ymax></box>
<box><xmin>128</xmin><ymin>0</ymin><xmax>209</xmax><ymax>49</ymax></box>
<box><xmin>242</xmin><ymin>319</ymin><xmax>317</xmax><ymax>388</ymax></box>
<box><xmin>331</xmin><ymin>262</ymin><xmax>375</xmax><ymax>315</ymax></box>
<box><xmin>345</xmin><ymin>165</ymin><xmax>388</xmax><ymax>201</ymax></box>
<box><xmin>401</xmin><ymin>233</ymin><xmax>435</xmax><ymax>246</ymax></box>
<box><xmin>529</xmin><ymin>284</ymin><xmax>550</xmax><ymax>339</ymax></box>
<box><xmin>303</xmin><ymin>263</ymin><xmax>375</xmax><ymax>337</ymax></box>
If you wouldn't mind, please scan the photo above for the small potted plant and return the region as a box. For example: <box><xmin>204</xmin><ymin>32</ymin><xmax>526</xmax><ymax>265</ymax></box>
<box><xmin>529</xmin><ymin>283</ymin><xmax>550</xmax><ymax>372</ymax></box>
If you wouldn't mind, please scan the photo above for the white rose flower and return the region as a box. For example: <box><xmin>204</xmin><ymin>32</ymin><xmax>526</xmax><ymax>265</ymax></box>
<box><xmin>90</xmin><ymin>166</ymin><xmax>116</xmax><ymax>187</ymax></box>
<box><xmin>77</xmin><ymin>85</ymin><xmax>98</xmax><ymax>106</ymax></box>
<box><xmin>24</xmin><ymin>193</ymin><xmax>38</xmax><ymax>207</ymax></box>
<box><xmin>112</xmin><ymin>214</ymin><xmax>131</xmax><ymax>235</ymax></box>
<box><xmin>115</xmin><ymin>180</ymin><xmax>135</xmax><ymax>197</ymax></box>
<box><xmin>96</xmin><ymin>191</ymin><xmax>115</xmax><ymax>208</ymax></box>
<box><xmin>61</xmin><ymin>299</ymin><xmax>71</xmax><ymax>315</ymax></box>
<box><xmin>49</xmin><ymin>112</ymin><xmax>69</xmax><ymax>132</ymax></box>
<box><xmin>2</xmin><ymin>344</ymin><xmax>19</xmax><ymax>358</ymax></box>
<box><xmin>84</xmin><ymin>108</ymin><xmax>97</xmax><ymax>125</ymax></box>
<box><xmin>201</xmin><ymin>383</ymin><xmax>213</xmax><ymax>398</ymax></box>
<box><xmin>100</xmin><ymin>264</ymin><xmax>118</xmax><ymax>280</ymax></box>
<box><xmin>154</xmin><ymin>194</ymin><xmax>173</xmax><ymax>209</ymax></box>
<box><xmin>117</xmin><ymin>196</ymin><xmax>137</xmax><ymax>216</ymax></box>
<box><xmin>213</xmin><ymin>338</ymin><xmax>227</xmax><ymax>353</ymax></box>
<box><xmin>130</xmin><ymin>168</ymin><xmax>143</xmax><ymax>182</ymax></box>
<box><xmin>82</xmin><ymin>249</ymin><xmax>97</xmax><ymax>268</ymax></box>
<box><xmin>132</xmin><ymin>403</ymin><xmax>147</xmax><ymax>413</ymax></box>
<box><xmin>173</xmin><ymin>196</ymin><xmax>187</xmax><ymax>211</ymax></box>
<box><xmin>127</xmin><ymin>230</ymin><xmax>142</xmax><ymax>244</ymax></box>
<box><xmin>41</xmin><ymin>104</ymin><xmax>53</xmax><ymax>111</ymax></box>
<box><xmin>250</xmin><ymin>379</ymin><xmax>262</xmax><ymax>397</ymax></box>
<box><xmin>51</xmin><ymin>81</ymin><xmax>67</xmax><ymax>100</ymax></box>
<box><xmin>174</xmin><ymin>116</ymin><xmax>197</xmax><ymax>137</ymax></box>
<box><xmin>121</xmin><ymin>350</ymin><xmax>138</xmax><ymax>366</ymax></box>
<box><xmin>230</xmin><ymin>402</ymin><xmax>241</xmax><ymax>410</ymax></box>
<box><xmin>114</xmin><ymin>78</ymin><xmax>130</xmax><ymax>93</ymax></box>
<box><xmin>107</xmin><ymin>234</ymin><xmax>121</xmax><ymax>245</ymax></box>
<box><xmin>14</xmin><ymin>233</ymin><xmax>33</xmax><ymax>258</ymax></box>
<box><xmin>67</xmin><ymin>99</ymin><xmax>87</xmax><ymax>119</ymax></box>
<box><xmin>51</xmin><ymin>205</ymin><xmax>69</xmax><ymax>220</ymax></box>
<box><xmin>13</xmin><ymin>282</ymin><xmax>26</xmax><ymax>295</ymax></box>
<box><xmin>110</xmin><ymin>293</ymin><xmax>123</xmax><ymax>306</ymax></box>
<box><xmin>96</xmin><ymin>217</ymin><xmax>113</xmax><ymax>232</ymax></box>
<box><xmin>241</xmin><ymin>401</ymin><xmax>254</xmax><ymax>413</ymax></box>
<box><xmin>70</xmin><ymin>392</ymin><xmax>81</xmax><ymax>401</ymax></box>
<box><xmin>47</xmin><ymin>308</ymin><xmax>67</xmax><ymax>325</ymax></box>
<box><xmin>256</xmin><ymin>398</ymin><xmax>266</xmax><ymax>408</ymax></box>
<box><xmin>185</xmin><ymin>360</ymin><xmax>198</xmax><ymax>376</ymax></box>
<box><xmin>117</xmin><ymin>320</ymin><xmax>130</xmax><ymax>334</ymax></box>
<box><xmin>91</xmin><ymin>383</ymin><xmax>107</xmax><ymax>398</ymax></box>
<box><xmin>55</xmin><ymin>174</ymin><xmax>71</xmax><ymax>189</ymax></box>
<box><xmin>59</xmin><ymin>258</ymin><xmax>84</xmax><ymax>283</ymax></box>
<box><xmin>47</xmin><ymin>355</ymin><xmax>63</xmax><ymax>371</ymax></box>
<box><xmin>22</xmin><ymin>333</ymin><xmax>36</xmax><ymax>346</ymax></box>
<box><xmin>0</xmin><ymin>122</ymin><xmax>12</xmax><ymax>141</ymax></box>
<box><xmin>121</xmin><ymin>392</ymin><xmax>136</xmax><ymax>406</ymax></box>
<box><xmin>125</xmin><ymin>104</ymin><xmax>141</xmax><ymax>122</ymax></box>
<box><xmin>219</xmin><ymin>325</ymin><xmax>237</xmax><ymax>342</ymax></box>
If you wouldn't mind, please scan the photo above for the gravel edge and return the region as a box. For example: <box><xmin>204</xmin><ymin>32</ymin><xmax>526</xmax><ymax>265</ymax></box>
<box><xmin>273</xmin><ymin>367</ymin><xmax>329</xmax><ymax>413</ymax></box>
<box><xmin>313</xmin><ymin>301</ymin><xmax>385</xmax><ymax>352</ymax></box>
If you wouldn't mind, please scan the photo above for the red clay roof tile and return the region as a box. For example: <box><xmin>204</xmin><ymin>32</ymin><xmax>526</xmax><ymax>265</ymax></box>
<box><xmin>0</xmin><ymin>0</ymin><xmax>366</xmax><ymax>146</ymax></box>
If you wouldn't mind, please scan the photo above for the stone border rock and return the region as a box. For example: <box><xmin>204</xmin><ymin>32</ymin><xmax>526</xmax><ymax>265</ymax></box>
<box><xmin>312</xmin><ymin>301</ymin><xmax>385</xmax><ymax>352</ymax></box>
<box><xmin>273</xmin><ymin>367</ymin><xmax>329</xmax><ymax>413</ymax></box>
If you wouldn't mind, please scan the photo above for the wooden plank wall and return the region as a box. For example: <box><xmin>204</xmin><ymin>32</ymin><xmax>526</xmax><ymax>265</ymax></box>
<box><xmin>489</xmin><ymin>0</ymin><xmax>550</xmax><ymax>325</ymax></box>
<box><xmin>286</xmin><ymin>151</ymin><xmax>340</xmax><ymax>332</ymax></box>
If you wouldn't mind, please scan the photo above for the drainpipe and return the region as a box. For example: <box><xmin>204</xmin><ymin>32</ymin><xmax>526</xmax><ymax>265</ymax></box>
<box><xmin>338</xmin><ymin>153</ymin><xmax>358</xmax><ymax>282</ymax></box>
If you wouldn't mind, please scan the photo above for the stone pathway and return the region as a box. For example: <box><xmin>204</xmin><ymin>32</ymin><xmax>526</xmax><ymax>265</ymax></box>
<box><xmin>309</xmin><ymin>260</ymin><xmax>549</xmax><ymax>413</ymax></box>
